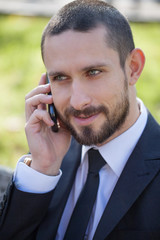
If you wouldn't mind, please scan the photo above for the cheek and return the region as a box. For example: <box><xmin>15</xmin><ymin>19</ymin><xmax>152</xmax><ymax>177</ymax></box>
<box><xmin>51</xmin><ymin>86</ymin><xmax>70</xmax><ymax>113</ymax></box>
<box><xmin>96</xmin><ymin>83</ymin><xmax>117</xmax><ymax>104</ymax></box>
<box><xmin>96</xmin><ymin>81</ymin><xmax>125</xmax><ymax>112</ymax></box>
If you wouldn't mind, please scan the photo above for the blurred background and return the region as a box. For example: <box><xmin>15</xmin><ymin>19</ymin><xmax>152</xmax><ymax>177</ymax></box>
<box><xmin>0</xmin><ymin>0</ymin><xmax>160</xmax><ymax>169</ymax></box>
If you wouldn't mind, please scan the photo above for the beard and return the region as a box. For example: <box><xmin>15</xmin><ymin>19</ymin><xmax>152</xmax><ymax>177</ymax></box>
<box><xmin>57</xmin><ymin>78</ymin><xmax>130</xmax><ymax>146</ymax></box>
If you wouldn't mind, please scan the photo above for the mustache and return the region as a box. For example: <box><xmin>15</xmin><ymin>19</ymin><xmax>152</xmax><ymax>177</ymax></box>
<box><xmin>64</xmin><ymin>105</ymin><xmax>109</xmax><ymax>118</ymax></box>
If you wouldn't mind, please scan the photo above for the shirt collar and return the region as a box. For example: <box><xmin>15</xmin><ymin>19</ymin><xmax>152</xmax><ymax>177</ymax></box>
<box><xmin>82</xmin><ymin>98</ymin><xmax>148</xmax><ymax>177</ymax></box>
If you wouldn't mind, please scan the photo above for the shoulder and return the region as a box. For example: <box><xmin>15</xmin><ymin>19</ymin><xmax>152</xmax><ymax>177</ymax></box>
<box><xmin>138</xmin><ymin>112</ymin><xmax>160</xmax><ymax>158</ymax></box>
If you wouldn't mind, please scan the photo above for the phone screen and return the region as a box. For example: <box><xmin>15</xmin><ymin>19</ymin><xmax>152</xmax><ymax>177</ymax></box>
<box><xmin>46</xmin><ymin>73</ymin><xmax>59</xmax><ymax>132</ymax></box>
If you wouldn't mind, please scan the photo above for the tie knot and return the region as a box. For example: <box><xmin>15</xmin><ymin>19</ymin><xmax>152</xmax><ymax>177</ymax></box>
<box><xmin>88</xmin><ymin>148</ymin><xmax>106</xmax><ymax>175</ymax></box>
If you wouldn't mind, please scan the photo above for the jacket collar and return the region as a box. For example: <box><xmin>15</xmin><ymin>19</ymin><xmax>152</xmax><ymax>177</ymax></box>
<box><xmin>37</xmin><ymin>113</ymin><xmax>160</xmax><ymax>240</ymax></box>
<box><xmin>93</xmin><ymin>113</ymin><xmax>160</xmax><ymax>240</ymax></box>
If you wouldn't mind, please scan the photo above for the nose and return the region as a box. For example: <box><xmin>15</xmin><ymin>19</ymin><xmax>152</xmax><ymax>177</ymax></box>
<box><xmin>70</xmin><ymin>80</ymin><xmax>91</xmax><ymax>110</ymax></box>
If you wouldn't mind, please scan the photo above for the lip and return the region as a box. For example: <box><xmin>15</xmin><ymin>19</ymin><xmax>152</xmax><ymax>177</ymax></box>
<box><xmin>73</xmin><ymin>113</ymin><xmax>99</xmax><ymax>126</ymax></box>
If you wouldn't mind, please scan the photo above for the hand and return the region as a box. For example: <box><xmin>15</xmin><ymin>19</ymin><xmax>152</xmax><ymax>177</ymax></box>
<box><xmin>25</xmin><ymin>73</ymin><xmax>71</xmax><ymax>176</ymax></box>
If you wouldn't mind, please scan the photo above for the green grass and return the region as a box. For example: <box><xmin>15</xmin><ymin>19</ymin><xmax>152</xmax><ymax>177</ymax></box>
<box><xmin>131</xmin><ymin>23</ymin><xmax>160</xmax><ymax>118</ymax></box>
<box><xmin>0</xmin><ymin>15</ymin><xmax>48</xmax><ymax>168</ymax></box>
<box><xmin>0</xmin><ymin>15</ymin><xmax>160</xmax><ymax>169</ymax></box>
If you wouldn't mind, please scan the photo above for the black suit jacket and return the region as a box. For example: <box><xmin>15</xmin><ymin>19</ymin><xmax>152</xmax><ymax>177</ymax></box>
<box><xmin>0</xmin><ymin>113</ymin><xmax>160</xmax><ymax>240</ymax></box>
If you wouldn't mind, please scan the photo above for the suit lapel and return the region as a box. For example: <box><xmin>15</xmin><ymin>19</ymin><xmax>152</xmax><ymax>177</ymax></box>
<box><xmin>37</xmin><ymin>138</ymin><xmax>82</xmax><ymax>239</ymax></box>
<box><xmin>93</xmin><ymin>113</ymin><xmax>160</xmax><ymax>240</ymax></box>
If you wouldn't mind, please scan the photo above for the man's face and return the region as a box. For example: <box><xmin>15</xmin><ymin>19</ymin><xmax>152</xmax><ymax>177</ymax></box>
<box><xmin>44</xmin><ymin>26</ymin><xmax>131</xmax><ymax>146</ymax></box>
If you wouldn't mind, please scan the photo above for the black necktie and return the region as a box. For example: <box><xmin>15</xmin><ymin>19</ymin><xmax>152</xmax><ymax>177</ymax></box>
<box><xmin>64</xmin><ymin>148</ymin><xmax>106</xmax><ymax>240</ymax></box>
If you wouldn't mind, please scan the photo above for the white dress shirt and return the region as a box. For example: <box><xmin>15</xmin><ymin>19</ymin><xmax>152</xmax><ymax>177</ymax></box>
<box><xmin>14</xmin><ymin>98</ymin><xmax>148</xmax><ymax>240</ymax></box>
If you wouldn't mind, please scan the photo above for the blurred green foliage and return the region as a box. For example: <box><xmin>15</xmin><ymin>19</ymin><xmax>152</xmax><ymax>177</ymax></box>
<box><xmin>0</xmin><ymin>15</ymin><xmax>160</xmax><ymax>169</ymax></box>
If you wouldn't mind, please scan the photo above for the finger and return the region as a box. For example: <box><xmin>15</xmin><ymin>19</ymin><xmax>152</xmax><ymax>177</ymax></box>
<box><xmin>25</xmin><ymin>73</ymin><xmax>50</xmax><ymax>100</ymax></box>
<box><xmin>25</xmin><ymin>83</ymin><xmax>51</xmax><ymax>101</ymax></box>
<box><xmin>25</xmin><ymin>94</ymin><xmax>53</xmax><ymax>121</ymax></box>
<box><xmin>39</xmin><ymin>73</ymin><xmax>47</xmax><ymax>85</ymax></box>
<box><xmin>38</xmin><ymin>102</ymin><xmax>47</xmax><ymax>111</ymax></box>
<box><xmin>38</xmin><ymin>74</ymin><xmax>52</xmax><ymax>111</ymax></box>
<box><xmin>25</xmin><ymin>109</ymin><xmax>54</xmax><ymax>133</ymax></box>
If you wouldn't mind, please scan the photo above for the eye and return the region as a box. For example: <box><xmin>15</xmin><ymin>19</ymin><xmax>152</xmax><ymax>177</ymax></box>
<box><xmin>54</xmin><ymin>75</ymin><xmax>68</xmax><ymax>81</ymax></box>
<box><xmin>88</xmin><ymin>69</ymin><xmax>101</xmax><ymax>76</ymax></box>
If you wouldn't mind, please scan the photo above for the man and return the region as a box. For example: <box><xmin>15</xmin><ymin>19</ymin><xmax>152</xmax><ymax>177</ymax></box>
<box><xmin>0</xmin><ymin>0</ymin><xmax>160</xmax><ymax>239</ymax></box>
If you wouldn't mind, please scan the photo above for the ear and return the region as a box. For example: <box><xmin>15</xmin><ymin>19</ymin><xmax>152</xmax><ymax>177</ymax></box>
<box><xmin>127</xmin><ymin>48</ymin><xmax>145</xmax><ymax>86</ymax></box>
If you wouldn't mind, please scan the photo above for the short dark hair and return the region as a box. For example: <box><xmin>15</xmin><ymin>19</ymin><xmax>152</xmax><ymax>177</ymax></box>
<box><xmin>41</xmin><ymin>0</ymin><xmax>135</xmax><ymax>68</ymax></box>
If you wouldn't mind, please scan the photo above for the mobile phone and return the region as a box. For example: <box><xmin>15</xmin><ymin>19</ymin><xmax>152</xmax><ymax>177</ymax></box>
<box><xmin>46</xmin><ymin>73</ymin><xmax>59</xmax><ymax>132</ymax></box>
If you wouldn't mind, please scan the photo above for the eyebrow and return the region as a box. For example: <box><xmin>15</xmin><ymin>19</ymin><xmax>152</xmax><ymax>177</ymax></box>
<box><xmin>81</xmin><ymin>63</ymin><xmax>109</xmax><ymax>72</ymax></box>
<box><xmin>48</xmin><ymin>63</ymin><xmax>110</xmax><ymax>77</ymax></box>
<box><xmin>48</xmin><ymin>71</ymin><xmax>67</xmax><ymax>77</ymax></box>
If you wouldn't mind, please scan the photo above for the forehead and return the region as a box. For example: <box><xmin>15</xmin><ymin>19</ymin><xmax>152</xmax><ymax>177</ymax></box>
<box><xmin>44</xmin><ymin>26</ymin><xmax>108</xmax><ymax>54</ymax></box>
<box><xmin>43</xmin><ymin>26</ymin><xmax>120</xmax><ymax>71</ymax></box>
